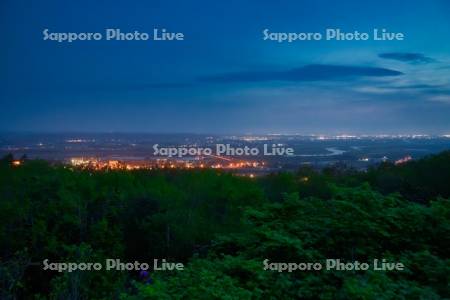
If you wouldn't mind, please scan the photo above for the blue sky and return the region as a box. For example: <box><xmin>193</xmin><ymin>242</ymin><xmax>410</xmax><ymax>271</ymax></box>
<box><xmin>1</xmin><ymin>0</ymin><xmax>450</xmax><ymax>134</ymax></box>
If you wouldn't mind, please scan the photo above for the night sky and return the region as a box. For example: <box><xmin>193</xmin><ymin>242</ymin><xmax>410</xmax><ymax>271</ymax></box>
<box><xmin>1</xmin><ymin>0</ymin><xmax>450</xmax><ymax>134</ymax></box>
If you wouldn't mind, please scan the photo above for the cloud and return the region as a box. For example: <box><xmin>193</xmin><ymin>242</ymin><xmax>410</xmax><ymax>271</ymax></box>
<box><xmin>199</xmin><ymin>64</ymin><xmax>403</xmax><ymax>83</ymax></box>
<box><xmin>392</xmin><ymin>84</ymin><xmax>443</xmax><ymax>89</ymax></box>
<box><xmin>422</xmin><ymin>88</ymin><xmax>450</xmax><ymax>96</ymax></box>
<box><xmin>378</xmin><ymin>52</ymin><xmax>435</xmax><ymax>64</ymax></box>
<box><xmin>429</xmin><ymin>95</ymin><xmax>450</xmax><ymax>103</ymax></box>
<box><xmin>374</xmin><ymin>84</ymin><xmax>445</xmax><ymax>92</ymax></box>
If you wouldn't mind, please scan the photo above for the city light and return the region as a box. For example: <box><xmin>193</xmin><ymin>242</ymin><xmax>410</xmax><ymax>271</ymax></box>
<box><xmin>68</xmin><ymin>157</ymin><xmax>265</xmax><ymax>174</ymax></box>
<box><xmin>395</xmin><ymin>155</ymin><xmax>412</xmax><ymax>165</ymax></box>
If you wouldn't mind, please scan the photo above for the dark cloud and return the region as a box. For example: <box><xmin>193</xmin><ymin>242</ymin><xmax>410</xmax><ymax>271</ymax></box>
<box><xmin>378</xmin><ymin>52</ymin><xmax>435</xmax><ymax>64</ymax></box>
<box><xmin>422</xmin><ymin>88</ymin><xmax>450</xmax><ymax>96</ymax></box>
<box><xmin>199</xmin><ymin>64</ymin><xmax>403</xmax><ymax>83</ymax></box>
<box><xmin>388</xmin><ymin>84</ymin><xmax>444</xmax><ymax>90</ymax></box>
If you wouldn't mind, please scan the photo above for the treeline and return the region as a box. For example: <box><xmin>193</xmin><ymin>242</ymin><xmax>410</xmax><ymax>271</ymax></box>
<box><xmin>0</xmin><ymin>152</ymin><xmax>449</xmax><ymax>299</ymax></box>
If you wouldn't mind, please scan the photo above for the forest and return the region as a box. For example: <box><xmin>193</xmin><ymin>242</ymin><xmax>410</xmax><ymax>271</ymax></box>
<box><xmin>0</xmin><ymin>152</ymin><xmax>449</xmax><ymax>299</ymax></box>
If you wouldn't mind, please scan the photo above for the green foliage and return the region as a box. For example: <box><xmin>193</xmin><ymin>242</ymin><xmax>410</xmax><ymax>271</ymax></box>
<box><xmin>133</xmin><ymin>187</ymin><xmax>449</xmax><ymax>299</ymax></box>
<box><xmin>0</xmin><ymin>153</ymin><xmax>449</xmax><ymax>299</ymax></box>
<box><xmin>363</xmin><ymin>151</ymin><xmax>450</xmax><ymax>203</ymax></box>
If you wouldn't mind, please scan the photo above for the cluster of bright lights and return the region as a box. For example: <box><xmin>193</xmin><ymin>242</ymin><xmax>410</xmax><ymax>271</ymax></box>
<box><xmin>69</xmin><ymin>157</ymin><xmax>265</xmax><ymax>172</ymax></box>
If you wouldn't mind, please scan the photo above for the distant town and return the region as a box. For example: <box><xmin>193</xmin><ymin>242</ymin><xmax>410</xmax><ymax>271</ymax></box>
<box><xmin>2</xmin><ymin>133</ymin><xmax>450</xmax><ymax>176</ymax></box>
